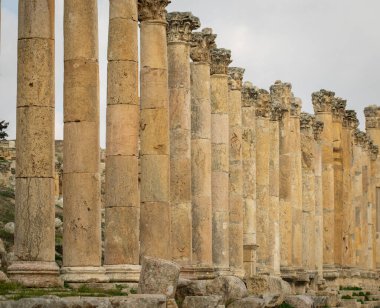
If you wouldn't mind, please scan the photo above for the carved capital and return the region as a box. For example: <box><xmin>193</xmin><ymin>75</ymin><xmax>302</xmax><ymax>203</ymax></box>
<box><xmin>138</xmin><ymin>0</ymin><xmax>171</xmax><ymax>22</ymax></box>
<box><xmin>253</xmin><ymin>89</ymin><xmax>271</xmax><ymax>118</ymax></box>
<box><xmin>210</xmin><ymin>48</ymin><xmax>232</xmax><ymax>75</ymax></box>
<box><xmin>370</xmin><ymin>143</ymin><xmax>379</xmax><ymax>161</ymax></box>
<box><xmin>354</xmin><ymin>129</ymin><xmax>366</xmax><ymax>146</ymax></box>
<box><xmin>228</xmin><ymin>67</ymin><xmax>245</xmax><ymax>91</ymax></box>
<box><xmin>167</xmin><ymin>12</ymin><xmax>200</xmax><ymax>43</ymax></box>
<box><xmin>242</xmin><ymin>82</ymin><xmax>257</xmax><ymax>107</ymax></box>
<box><xmin>290</xmin><ymin>98</ymin><xmax>302</xmax><ymax>117</ymax></box>
<box><xmin>270</xmin><ymin>101</ymin><xmax>285</xmax><ymax>121</ymax></box>
<box><xmin>332</xmin><ymin>97</ymin><xmax>347</xmax><ymax>122</ymax></box>
<box><xmin>313</xmin><ymin>120</ymin><xmax>324</xmax><ymax>141</ymax></box>
<box><xmin>300</xmin><ymin>113</ymin><xmax>315</xmax><ymax>130</ymax></box>
<box><xmin>364</xmin><ymin>105</ymin><xmax>380</xmax><ymax>129</ymax></box>
<box><xmin>190</xmin><ymin>28</ymin><xmax>217</xmax><ymax>63</ymax></box>
<box><xmin>270</xmin><ymin>80</ymin><xmax>293</xmax><ymax>111</ymax></box>
<box><xmin>312</xmin><ymin>89</ymin><xmax>335</xmax><ymax>113</ymax></box>
<box><xmin>343</xmin><ymin>110</ymin><xmax>359</xmax><ymax>130</ymax></box>
<box><xmin>364</xmin><ymin>105</ymin><xmax>378</xmax><ymax>118</ymax></box>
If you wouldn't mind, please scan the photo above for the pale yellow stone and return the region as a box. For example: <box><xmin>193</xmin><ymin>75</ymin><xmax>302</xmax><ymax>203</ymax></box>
<box><xmin>171</xmin><ymin>203</ymin><xmax>192</xmax><ymax>264</ymax></box>
<box><xmin>212</xmin><ymin>211</ymin><xmax>229</xmax><ymax>268</ymax></box>
<box><xmin>211</xmin><ymin>114</ymin><xmax>229</xmax><ymax>145</ymax></box>
<box><xmin>109</xmin><ymin>0</ymin><xmax>138</xmax><ymax>20</ymax></box>
<box><xmin>108</xmin><ymin>18</ymin><xmax>138</xmax><ymax>62</ymax></box>
<box><xmin>211</xmin><ymin>75</ymin><xmax>229</xmax><ymax>114</ymax></box>
<box><xmin>140</xmin><ymin>68</ymin><xmax>169</xmax><ymax>110</ymax></box>
<box><xmin>191</xmin><ymin>139</ymin><xmax>212</xmax><ymax>197</ymax></box>
<box><xmin>170</xmin><ymin>128</ymin><xmax>191</xmax><ymax>158</ymax></box>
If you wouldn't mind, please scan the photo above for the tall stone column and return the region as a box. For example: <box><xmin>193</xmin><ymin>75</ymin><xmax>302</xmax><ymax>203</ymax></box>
<box><xmin>312</xmin><ymin>90</ymin><xmax>336</xmax><ymax>273</ymax></box>
<box><xmin>369</xmin><ymin>143</ymin><xmax>379</xmax><ymax>270</ymax></box>
<box><xmin>210</xmin><ymin>48</ymin><xmax>232</xmax><ymax>274</ymax></box>
<box><xmin>332</xmin><ymin>98</ymin><xmax>346</xmax><ymax>268</ymax></box>
<box><xmin>167</xmin><ymin>11</ymin><xmax>200</xmax><ymax>270</ymax></box>
<box><xmin>269</xmin><ymin>101</ymin><xmax>284</xmax><ymax>275</ymax></box>
<box><xmin>228</xmin><ymin>67</ymin><xmax>245</xmax><ymax>277</ymax></box>
<box><xmin>300</xmin><ymin>113</ymin><xmax>316</xmax><ymax>272</ymax></box>
<box><xmin>342</xmin><ymin>110</ymin><xmax>359</xmax><ymax>268</ymax></box>
<box><xmin>361</xmin><ymin>135</ymin><xmax>370</xmax><ymax>269</ymax></box>
<box><xmin>104</xmin><ymin>0</ymin><xmax>140</xmax><ymax>282</ymax></box>
<box><xmin>61</xmin><ymin>0</ymin><xmax>107</xmax><ymax>282</ymax></box>
<box><xmin>241</xmin><ymin>82</ymin><xmax>258</xmax><ymax>277</ymax></box>
<box><xmin>313</xmin><ymin>120</ymin><xmax>325</xmax><ymax>280</ymax></box>
<box><xmin>9</xmin><ymin>0</ymin><xmax>61</xmax><ymax>287</ymax></box>
<box><xmin>254</xmin><ymin>88</ymin><xmax>272</xmax><ymax>274</ymax></box>
<box><xmin>289</xmin><ymin>98</ymin><xmax>303</xmax><ymax>270</ymax></box>
<box><xmin>189</xmin><ymin>28</ymin><xmax>216</xmax><ymax>278</ymax></box>
<box><xmin>138</xmin><ymin>0</ymin><xmax>171</xmax><ymax>259</ymax></box>
<box><xmin>270</xmin><ymin>81</ymin><xmax>293</xmax><ymax>273</ymax></box>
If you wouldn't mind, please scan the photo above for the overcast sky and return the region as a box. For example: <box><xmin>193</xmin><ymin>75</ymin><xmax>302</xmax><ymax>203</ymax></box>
<box><xmin>1</xmin><ymin>0</ymin><xmax>380</xmax><ymax>146</ymax></box>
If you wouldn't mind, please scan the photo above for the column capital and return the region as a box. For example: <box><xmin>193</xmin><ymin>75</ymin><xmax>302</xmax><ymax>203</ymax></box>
<box><xmin>312</xmin><ymin>89</ymin><xmax>335</xmax><ymax>113</ymax></box>
<box><xmin>332</xmin><ymin>97</ymin><xmax>347</xmax><ymax>122</ymax></box>
<box><xmin>269</xmin><ymin>80</ymin><xmax>293</xmax><ymax>111</ymax></box>
<box><xmin>138</xmin><ymin>0</ymin><xmax>171</xmax><ymax>22</ymax></box>
<box><xmin>354</xmin><ymin>129</ymin><xmax>366</xmax><ymax>146</ymax></box>
<box><xmin>270</xmin><ymin>101</ymin><xmax>285</xmax><ymax>121</ymax></box>
<box><xmin>300</xmin><ymin>113</ymin><xmax>315</xmax><ymax>130</ymax></box>
<box><xmin>290</xmin><ymin>97</ymin><xmax>302</xmax><ymax>117</ymax></box>
<box><xmin>254</xmin><ymin>88</ymin><xmax>271</xmax><ymax>118</ymax></box>
<box><xmin>190</xmin><ymin>28</ymin><xmax>217</xmax><ymax>63</ymax></box>
<box><xmin>167</xmin><ymin>12</ymin><xmax>200</xmax><ymax>43</ymax></box>
<box><xmin>370</xmin><ymin>143</ymin><xmax>379</xmax><ymax>161</ymax></box>
<box><xmin>364</xmin><ymin>105</ymin><xmax>380</xmax><ymax>129</ymax></box>
<box><xmin>242</xmin><ymin>82</ymin><xmax>257</xmax><ymax>107</ymax></box>
<box><xmin>228</xmin><ymin>67</ymin><xmax>245</xmax><ymax>91</ymax></box>
<box><xmin>210</xmin><ymin>48</ymin><xmax>232</xmax><ymax>75</ymax></box>
<box><xmin>313</xmin><ymin>120</ymin><xmax>324</xmax><ymax>141</ymax></box>
<box><xmin>342</xmin><ymin>110</ymin><xmax>359</xmax><ymax>130</ymax></box>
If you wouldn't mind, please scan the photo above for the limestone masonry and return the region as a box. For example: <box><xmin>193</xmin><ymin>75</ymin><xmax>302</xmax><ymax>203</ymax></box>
<box><xmin>2</xmin><ymin>0</ymin><xmax>380</xmax><ymax>305</ymax></box>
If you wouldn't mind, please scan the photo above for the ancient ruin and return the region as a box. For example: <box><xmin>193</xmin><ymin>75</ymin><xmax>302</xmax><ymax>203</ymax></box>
<box><xmin>2</xmin><ymin>0</ymin><xmax>380</xmax><ymax>307</ymax></box>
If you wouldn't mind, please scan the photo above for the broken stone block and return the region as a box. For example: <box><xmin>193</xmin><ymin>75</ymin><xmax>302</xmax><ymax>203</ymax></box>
<box><xmin>182</xmin><ymin>296</ymin><xmax>222</xmax><ymax>308</ymax></box>
<box><xmin>227</xmin><ymin>296</ymin><xmax>265</xmax><ymax>308</ymax></box>
<box><xmin>284</xmin><ymin>295</ymin><xmax>314</xmax><ymax>308</ymax></box>
<box><xmin>206</xmin><ymin>276</ymin><xmax>248</xmax><ymax>304</ymax></box>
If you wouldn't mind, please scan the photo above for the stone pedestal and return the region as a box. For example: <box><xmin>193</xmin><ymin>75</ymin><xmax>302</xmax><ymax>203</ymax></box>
<box><xmin>62</xmin><ymin>0</ymin><xmax>107</xmax><ymax>283</ymax></box>
<box><xmin>189</xmin><ymin>28</ymin><xmax>217</xmax><ymax>279</ymax></box>
<box><xmin>227</xmin><ymin>67</ymin><xmax>245</xmax><ymax>277</ymax></box>
<box><xmin>138</xmin><ymin>0</ymin><xmax>171</xmax><ymax>260</ymax></box>
<box><xmin>210</xmin><ymin>48</ymin><xmax>232</xmax><ymax>275</ymax></box>
<box><xmin>167</xmin><ymin>12</ymin><xmax>200</xmax><ymax>270</ymax></box>
<box><xmin>104</xmin><ymin>0</ymin><xmax>140</xmax><ymax>282</ymax></box>
<box><xmin>9</xmin><ymin>0</ymin><xmax>61</xmax><ymax>287</ymax></box>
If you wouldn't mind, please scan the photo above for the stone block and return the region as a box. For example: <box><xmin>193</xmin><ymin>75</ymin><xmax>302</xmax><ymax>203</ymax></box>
<box><xmin>229</xmin><ymin>127</ymin><xmax>242</xmax><ymax>163</ymax></box>
<box><xmin>212</xmin><ymin>114</ymin><xmax>229</xmax><ymax>144</ymax></box>
<box><xmin>212</xmin><ymin>144</ymin><xmax>229</xmax><ymax>173</ymax></box>
<box><xmin>17</xmin><ymin>39</ymin><xmax>54</xmax><ymax>108</ymax></box>
<box><xmin>191</xmin><ymin>99</ymin><xmax>212</xmax><ymax>140</ymax></box>
<box><xmin>108</xmin><ymin>18</ymin><xmax>138</xmax><ymax>61</ymax></box>
<box><xmin>64</xmin><ymin>59</ymin><xmax>99</xmax><ymax>122</ymax></box>
<box><xmin>206</xmin><ymin>276</ymin><xmax>248</xmax><ymax>305</ymax></box>
<box><xmin>170</xmin><ymin>128</ymin><xmax>191</xmax><ymax>158</ymax></box>
<box><xmin>284</xmin><ymin>295</ymin><xmax>314</xmax><ymax>308</ymax></box>
<box><xmin>63</xmin><ymin>122</ymin><xmax>99</xmax><ymax>174</ymax></box>
<box><xmin>16</xmin><ymin>106</ymin><xmax>54</xmax><ymax>177</ymax></box>
<box><xmin>168</xmin><ymin>43</ymin><xmax>190</xmax><ymax>87</ymax></box>
<box><xmin>182</xmin><ymin>296</ymin><xmax>222</xmax><ymax>308</ymax></box>
<box><xmin>105</xmin><ymin>156</ymin><xmax>139</xmax><ymax>208</ymax></box>
<box><xmin>106</xmin><ymin>104</ymin><xmax>139</xmax><ymax>156</ymax></box>
<box><xmin>170</xmin><ymin>157</ymin><xmax>191</xmax><ymax>203</ymax></box>
<box><xmin>107</xmin><ymin>61</ymin><xmax>138</xmax><ymax>106</ymax></box>
<box><xmin>191</xmin><ymin>139</ymin><xmax>212</xmax><ymax>197</ymax></box>
<box><xmin>212</xmin><ymin>172</ymin><xmax>229</xmax><ymax>212</ymax></box>
<box><xmin>104</xmin><ymin>206</ymin><xmax>140</xmax><ymax>265</ymax></box>
<box><xmin>14</xmin><ymin>178</ymin><xmax>55</xmax><ymax>262</ymax></box>
<box><xmin>138</xmin><ymin>256</ymin><xmax>180</xmax><ymax>299</ymax></box>
<box><xmin>227</xmin><ymin>296</ymin><xmax>265</xmax><ymax>308</ymax></box>
<box><xmin>109</xmin><ymin>0</ymin><xmax>138</xmax><ymax>21</ymax></box>
<box><xmin>140</xmin><ymin>68</ymin><xmax>169</xmax><ymax>110</ymax></box>
<box><xmin>211</xmin><ymin>75</ymin><xmax>229</xmax><ymax>114</ymax></box>
<box><xmin>140</xmin><ymin>22</ymin><xmax>168</xmax><ymax>69</ymax></box>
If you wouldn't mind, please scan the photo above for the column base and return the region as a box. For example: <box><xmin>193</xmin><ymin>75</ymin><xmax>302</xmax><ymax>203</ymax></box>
<box><xmin>214</xmin><ymin>267</ymin><xmax>231</xmax><ymax>276</ymax></box>
<box><xmin>104</xmin><ymin>264</ymin><xmax>141</xmax><ymax>282</ymax></box>
<box><xmin>61</xmin><ymin>266</ymin><xmax>109</xmax><ymax>283</ymax></box>
<box><xmin>180</xmin><ymin>266</ymin><xmax>216</xmax><ymax>280</ymax></box>
<box><xmin>322</xmin><ymin>265</ymin><xmax>339</xmax><ymax>279</ymax></box>
<box><xmin>7</xmin><ymin>261</ymin><xmax>63</xmax><ymax>287</ymax></box>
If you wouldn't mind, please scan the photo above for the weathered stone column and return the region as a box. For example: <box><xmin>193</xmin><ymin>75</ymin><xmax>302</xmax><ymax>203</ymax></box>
<box><xmin>313</xmin><ymin>120</ymin><xmax>325</xmax><ymax>280</ymax></box>
<box><xmin>61</xmin><ymin>0</ymin><xmax>107</xmax><ymax>282</ymax></box>
<box><xmin>8</xmin><ymin>0</ymin><xmax>61</xmax><ymax>287</ymax></box>
<box><xmin>300</xmin><ymin>113</ymin><xmax>316</xmax><ymax>272</ymax></box>
<box><xmin>228</xmin><ymin>67</ymin><xmax>245</xmax><ymax>277</ymax></box>
<box><xmin>138</xmin><ymin>0</ymin><xmax>171</xmax><ymax>259</ymax></box>
<box><xmin>342</xmin><ymin>110</ymin><xmax>359</xmax><ymax>268</ymax></box>
<box><xmin>269</xmin><ymin>101</ymin><xmax>284</xmax><ymax>275</ymax></box>
<box><xmin>369</xmin><ymin>143</ymin><xmax>379</xmax><ymax>270</ymax></box>
<box><xmin>241</xmin><ymin>82</ymin><xmax>258</xmax><ymax>277</ymax></box>
<box><xmin>271</xmin><ymin>81</ymin><xmax>293</xmax><ymax>273</ymax></box>
<box><xmin>361</xmin><ymin>135</ymin><xmax>370</xmax><ymax>269</ymax></box>
<box><xmin>210</xmin><ymin>48</ymin><xmax>232</xmax><ymax>274</ymax></box>
<box><xmin>167</xmin><ymin>11</ymin><xmax>200</xmax><ymax>270</ymax></box>
<box><xmin>104</xmin><ymin>0</ymin><xmax>140</xmax><ymax>282</ymax></box>
<box><xmin>312</xmin><ymin>90</ymin><xmax>336</xmax><ymax>272</ymax></box>
<box><xmin>254</xmin><ymin>88</ymin><xmax>272</xmax><ymax>274</ymax></box>
<box><xmin>332</xmin><ymin>98</ymin><xmax>346</xmax><ymax>268</ymax></box>
<box><xmin>189</xmin><ymin>28</ymin><xmax>216</xmax><ymax>278</ymax></box>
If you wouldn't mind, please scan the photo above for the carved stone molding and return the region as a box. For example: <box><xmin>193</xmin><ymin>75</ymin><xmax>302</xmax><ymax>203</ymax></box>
<box><xmin>138</xmin><ymin>0</ymin><xmax>171</xmax><ymax>22</ymax></box>
<box><xmin>167</xmin><ymin>12</ymin><xmax>200</xmax><ymax>43</ymax></box>
<box><xmin>332</xmin><ymin>97</ymin><xmax>347</xmax><ymax>122</ymax></box>
<box><xmin>313</xmin><ymin>120</ymin><xmax>324</xmax><ymax>141</ymax></box>
<box><xmin>343</xmin><ymin>110</ymin><xmax>359</xmax><ymax>130</ymax></box>
<box><xmin>312</xmin><ymin>89</ymin><xmax>335</xmax><ymax>113</ymax></box>
<box><xmin>228</xmin><ymin>67</ymin><xmax>245</xmax><ymax>91</ymax></box>
<box><xmin>300</xmin><ymin>113</ymin><xmax>315</xmax><ymax>130</ymax></box>
<box><xmin>364</xmin><ymin>105</ymin><xmax>380</xmax><ymax>129</ymax></box>
<box><xmin>210</xmin><ymin>48</ymin><xmax>232</xmax><ymax>75</ymax></box>
<box><xmin>190</xmin><ymin>28</ymin><xmax>217</xmax><ymax>63</ymax></box>
<box><xmin>270</xmin><ymin>80</ymin><xmax>293</xmax><ymax>111</ymax></box>
<box><xmin>290</xmin><ymin>97</ymin><xmax>302</xmax><ymax>117</ymax></box>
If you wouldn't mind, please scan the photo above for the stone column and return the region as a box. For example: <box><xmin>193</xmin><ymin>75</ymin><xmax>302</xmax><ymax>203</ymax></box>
<box><xmin>228</xmin><ymin>67</ymin><xmax>245</xmax><ymax>277</ymax></box>
<box><xmin>369</xmin><ymin>143</ymin><xmax>379</xmax><ymax>270</ymax></box>
<box><xmin>138</xmin><ymin>0</ymin><xmax>171</xmax><ymax>259</ymax></box>
<box><xmin>61</xmin><ymin>0</ymin><xmax>107</xmax><ymax>283</ymax></box>
<box><xmin>104</xmin><ymin>0</ymin><xmax>140</xmax><ymax>282</ymax></box>
<box><xmin>331</xmin><ymin>98</ymin><xmax>346</xmax><ymax>269</ymax></box>
<box><xmin>313</xmin><ymin>120</ymin><xmax>324</xmax><ymax>281</ymax></box>
<box><xmin>269</xmin><ymin>101</ymin><xmax>284</xmax><ymax>275</ymax></box>
<box><xmin>167</xmin><ymin>11</ymin><xmax>200</xmax><ymax>270</ymax></box>
<box><xmin>254</xmin><ymin>88</ymin><xmax>272</xmax><ymax>274</ymax></box>
<box><xmin>8</xmin><ymin>0</ymin><xmax>61</xmax><ymax>287</ymax></box>
<box><xmin>342</xmin><ymin>110</ymin><xmax>359</xmax><ymax>268</ymax></box>
<box><xmin>210</xmin><ymin>48</ymin><xmax>232</xmax><ymax>274</ymax></box>
<box><xmin>241</xmin><ymin>82</ymin><xmax>258</xmax><ymax>277</ymax></box>
<box><xmin>300</xmin><ymin>113</ymin><xmax>316</xmax><ymax>272</ymax></box>
<box><xmin>271</xmin><ymin>81</ymin><xmax>293</xmax><ymax>273</ymax></box>
<box><xmin>189</xmin><ymin>28</ymin><xmax>216</xmax><ymax>278</ymax></box>
<box><xmin>361</xmin><ymin>135</ymin><xmax>370</xmax><ymax>269</ymax></box>
<box><xmin>289</xmin><ymin>98</ymin><xmax>303</xmax><ymax>270</ymax></box>
<box><xmin>312</xmin><ymin>90</ymin><xmax>336</xmax><ymax>272</ymax></box>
